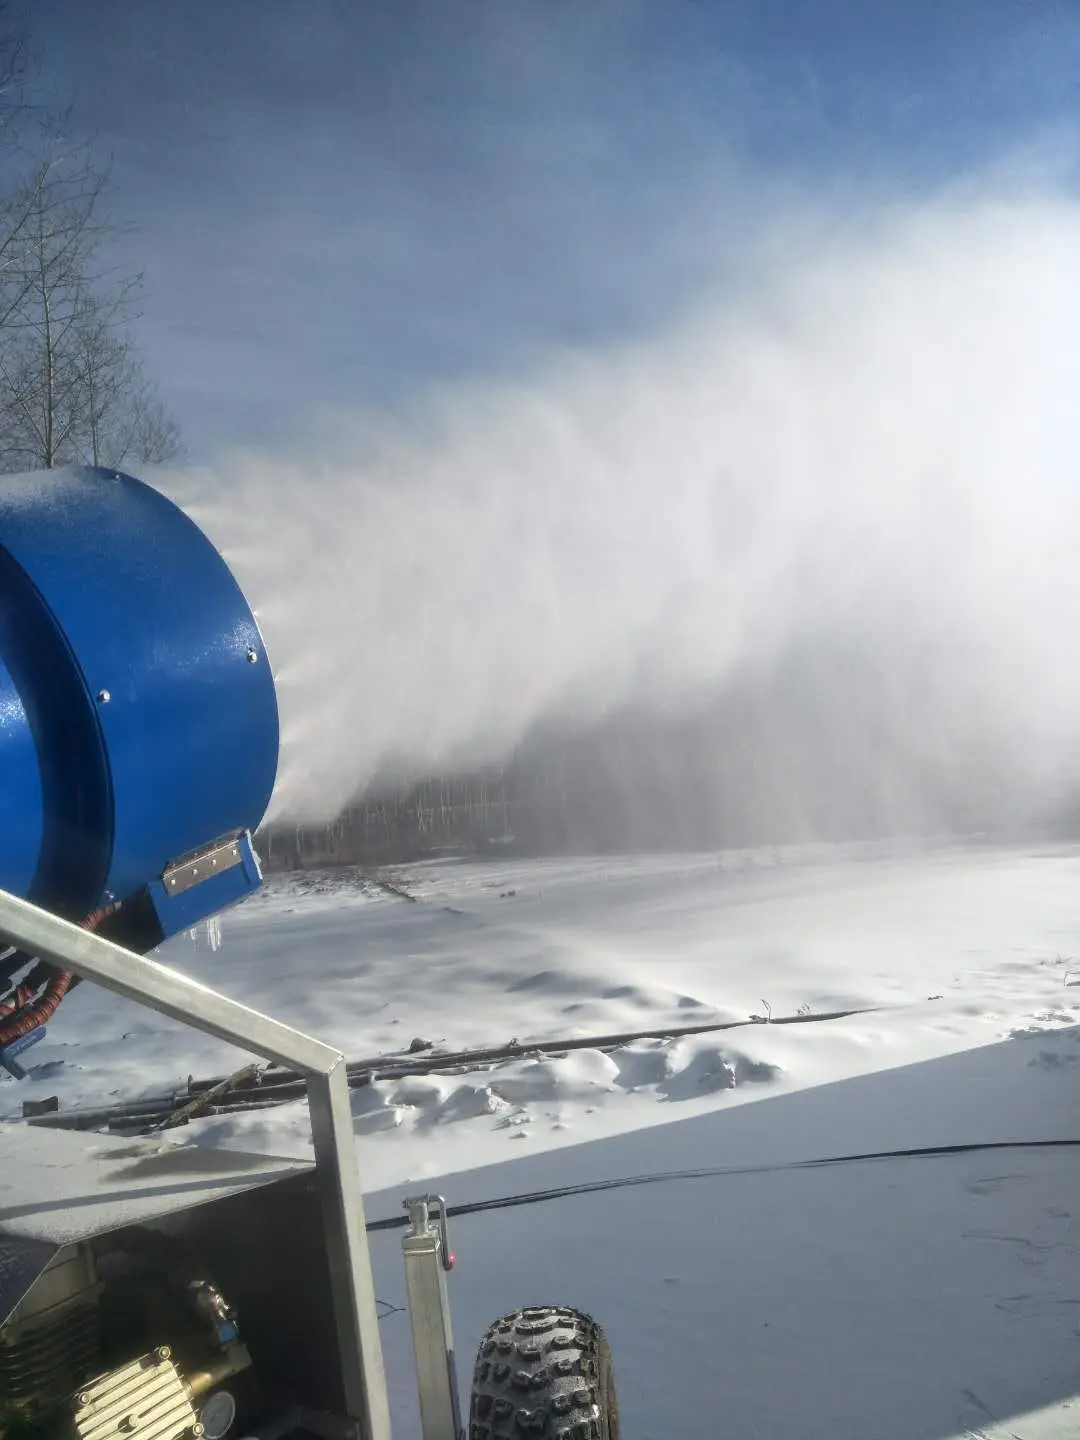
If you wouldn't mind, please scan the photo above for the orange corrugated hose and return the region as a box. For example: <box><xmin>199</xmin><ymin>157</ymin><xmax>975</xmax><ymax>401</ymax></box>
<box><xmin>0</xmin><ymin>902</ymin><xmax>121</xmax><ymax>1046</ymax></box>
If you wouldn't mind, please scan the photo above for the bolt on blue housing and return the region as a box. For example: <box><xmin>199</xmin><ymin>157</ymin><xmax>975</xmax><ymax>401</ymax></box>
<box><xmin>0</xmin><ymin>466</ymin><xmax>279</xmax><ymax>942</ymax></box>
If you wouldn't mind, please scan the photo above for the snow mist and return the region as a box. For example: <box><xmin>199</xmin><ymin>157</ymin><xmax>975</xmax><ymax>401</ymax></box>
<box><xmin>165</xmin><ymin>186</ymin><xmax>1080</xmax><ymax>838</ymax></box>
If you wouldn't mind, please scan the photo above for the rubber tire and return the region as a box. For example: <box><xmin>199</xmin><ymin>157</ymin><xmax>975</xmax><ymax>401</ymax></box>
<box><xmin>469</xmin><ymin>1306</ymin><xmax>620</xmax><ymax>1440</ymax></box>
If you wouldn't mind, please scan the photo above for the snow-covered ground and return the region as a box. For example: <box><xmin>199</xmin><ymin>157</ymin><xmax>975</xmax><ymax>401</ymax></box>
<box><xmin>5</xmin><ymin>841</ymin><xmax>1080</xmax><ymax>1436</ymax></box>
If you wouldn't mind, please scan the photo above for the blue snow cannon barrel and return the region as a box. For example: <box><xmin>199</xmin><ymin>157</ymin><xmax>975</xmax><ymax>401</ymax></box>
<box><xmin>0</xmin><ymin>466</ymin><xmax>278</xmax><ymax>942</ymax></box>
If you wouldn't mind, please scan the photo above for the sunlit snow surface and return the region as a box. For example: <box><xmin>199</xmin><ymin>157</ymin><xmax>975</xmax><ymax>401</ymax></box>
<box><xmin>6</xmin><ymin>842</ymin><xmax>1080</xmax><ymax>1438</ymax></box>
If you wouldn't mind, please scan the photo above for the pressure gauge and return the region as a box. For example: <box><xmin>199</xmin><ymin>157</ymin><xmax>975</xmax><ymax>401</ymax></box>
<box><xmin>198</xmin><ymin>1390</ymin><xmax>236</xmax><ymax>1440</ymax></box>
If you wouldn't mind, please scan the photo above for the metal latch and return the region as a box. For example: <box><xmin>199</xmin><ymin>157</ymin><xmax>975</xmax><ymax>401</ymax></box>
<box><xmin>404</xmin><ymin>1193</ymin><xmax>455</xmax><ymax>1271</ymax></box>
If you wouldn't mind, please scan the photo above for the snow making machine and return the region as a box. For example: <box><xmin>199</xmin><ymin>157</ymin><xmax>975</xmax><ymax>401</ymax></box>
<box><xmin>0</xmin><ymin>468</ymin><xmax>619</xmax><ymax>1440</ymax></box>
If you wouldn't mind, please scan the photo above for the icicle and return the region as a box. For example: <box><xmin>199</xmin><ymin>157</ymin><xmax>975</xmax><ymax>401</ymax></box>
<box><xmin>187</xmin><ymin>915</ymin><xmax>223</xmax><ymax>953</ymax></box>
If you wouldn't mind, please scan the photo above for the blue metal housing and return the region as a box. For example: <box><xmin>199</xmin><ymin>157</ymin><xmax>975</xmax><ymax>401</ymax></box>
<box><xmin>0</xmin><ymin>466</ymin><xmax>278</xmax><ymax>928</ymax></box>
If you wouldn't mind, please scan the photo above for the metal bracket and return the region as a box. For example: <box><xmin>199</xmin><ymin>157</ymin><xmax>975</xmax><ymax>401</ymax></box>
<box><xmin>0</xmin><ymin>1024</ymin><xmax>45</xmax><ymax>1079</ymax></box>
<box><xmin>401</xmin><ymin>1195</ymin><xmax>462</xmax><ymax>1440</ymax></box>
<box><xmin>161</xmin><ymin>836</ymin><xmax>244</xmax><ymax>896</ymax></box>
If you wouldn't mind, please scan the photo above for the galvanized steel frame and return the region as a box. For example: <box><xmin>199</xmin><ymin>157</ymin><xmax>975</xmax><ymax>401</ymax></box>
<box><xmin>0</xmin><ymin>886</ymin><xmax>392</xmax><ymax>1440</ymax></box>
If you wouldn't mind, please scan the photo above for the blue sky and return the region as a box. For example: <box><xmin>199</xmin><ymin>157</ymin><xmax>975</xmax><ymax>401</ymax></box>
<box><xmin>16</xmin><ymin>1</ymin><xmax>1080</xmax><ymax>458</ymax></box>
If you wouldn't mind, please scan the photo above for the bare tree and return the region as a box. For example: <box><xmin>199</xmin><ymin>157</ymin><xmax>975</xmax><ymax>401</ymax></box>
<box><xmin>0</xmin><ymin>125</ymin><xmax>183</xmax><ymax>472</ymax></box>
<box><xmin>0</xmin><ymin>6</ymin><xmax>29</xmax><ymax>142</ymax></box>
<box><xmin>71</xmin><ymin>294</ymin><xmax>184</xmax><ymax>467</ymax></box>
<box><xmin>120</xmin><ymin>383</ymin><xmax>184</xmax><ymax>465</ymax></box>
<box><xmin>0</xmin><ymin>142</ymin><xmax>102</xmax><ymax>468</ymax></box>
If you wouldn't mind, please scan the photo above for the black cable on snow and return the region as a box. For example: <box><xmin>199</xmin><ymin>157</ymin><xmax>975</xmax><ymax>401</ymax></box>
<box><xmin>365</xmin><ymin>1137</ymin><xmax>1080</xmax><ymax>1233</ymax></box>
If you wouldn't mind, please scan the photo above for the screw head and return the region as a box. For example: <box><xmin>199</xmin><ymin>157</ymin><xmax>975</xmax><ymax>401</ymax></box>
<box><xmin>97</xmin><ymin>689</ymin><xmax>111</xmax><ymax>704</ymax></box>
<box><xmin>245</xmin><ymin>646</ymin><xmax>258</xmax><ymax>664</ymax></box>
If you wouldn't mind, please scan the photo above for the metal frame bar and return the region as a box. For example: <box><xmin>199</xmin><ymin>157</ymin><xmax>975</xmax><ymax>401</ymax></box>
<box><xmin>0</xmin><ymin>886</ymin><xmax>392</xmax><ymax>1440</ymax></box>
<box><xmin>401</xmin><ymin>1197</ymin><xmax>460</xmax><ymax>1440</ymax></box>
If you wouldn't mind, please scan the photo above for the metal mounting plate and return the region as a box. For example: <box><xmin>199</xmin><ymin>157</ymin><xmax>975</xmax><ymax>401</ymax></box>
<box><xmin>161</xmin><ymin>839</ymin><xmax>243</xmax><ymax>897</ymax></box>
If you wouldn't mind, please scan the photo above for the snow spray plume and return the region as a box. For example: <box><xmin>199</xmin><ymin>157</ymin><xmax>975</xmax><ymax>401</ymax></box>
<box><xmin>162</xmin><ymin>188</ymin><xmax>1080</xmax><ymax>836</ymax></box>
